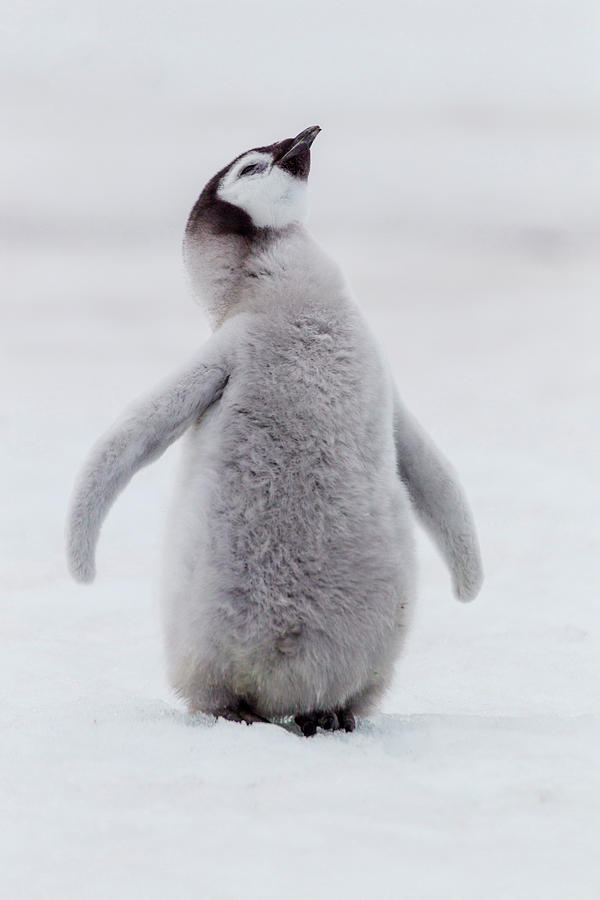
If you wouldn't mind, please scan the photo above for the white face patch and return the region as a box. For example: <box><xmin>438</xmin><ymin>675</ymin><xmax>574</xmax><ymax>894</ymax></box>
<box><xmin>217</xmin><ymin>151</ymin><xmax>308</xmax><ymax>229</ymax></box>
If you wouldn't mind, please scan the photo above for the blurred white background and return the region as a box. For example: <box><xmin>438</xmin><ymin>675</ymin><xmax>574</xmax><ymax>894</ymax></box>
<box><xmin>3</xmin><ymin>0</ymin><xmax>600</xmax><ymax>244</ymax></box>
<box><xmin>2</xmin><ymin>2</ymin><xmax>599</xmax><ymax>898</ymax></box>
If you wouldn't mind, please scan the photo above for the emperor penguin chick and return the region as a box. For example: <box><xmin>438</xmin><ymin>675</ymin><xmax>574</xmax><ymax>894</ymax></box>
<box><xmin>66</xmin><ymin>126</ymin><xmax>483</xmax><ymax>735</ymax></box>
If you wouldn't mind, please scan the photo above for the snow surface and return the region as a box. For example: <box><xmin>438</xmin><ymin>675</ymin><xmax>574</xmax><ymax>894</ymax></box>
<box><xmin>2</xmin><ymin>2</ymin><xmax>600</xmax><ymax>897</ymax></box>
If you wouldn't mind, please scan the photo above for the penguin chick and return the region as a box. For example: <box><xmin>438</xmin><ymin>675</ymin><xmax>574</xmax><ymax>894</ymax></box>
<box><xmin>66</xmin><ymin>126</ymin><xmax>483</xmax><ymax>733</ymax></box>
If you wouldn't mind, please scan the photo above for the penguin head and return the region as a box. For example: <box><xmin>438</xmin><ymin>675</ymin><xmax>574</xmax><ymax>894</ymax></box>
<box><xmin>186</xmin><ymin>126</ymin><xmax>321</xmax><ymax>238</ymax></box>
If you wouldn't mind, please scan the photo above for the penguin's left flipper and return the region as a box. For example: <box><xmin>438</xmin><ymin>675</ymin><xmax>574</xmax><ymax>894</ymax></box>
<box><xmin>393</xmin><ymin>390</ymin><xmax>483</xmax><ymax>602</ymax></box>
<box><xmin>66</xmin><ymin>343</ymin><xmax>230</xmax><ymax>585</ymax></box>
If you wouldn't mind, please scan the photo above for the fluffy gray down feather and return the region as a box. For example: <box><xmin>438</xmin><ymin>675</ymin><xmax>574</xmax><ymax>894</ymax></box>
<box><xmin>66</xmin><ymin>227</ymin><xmax>482</xmax><ymax>718</ymax></box>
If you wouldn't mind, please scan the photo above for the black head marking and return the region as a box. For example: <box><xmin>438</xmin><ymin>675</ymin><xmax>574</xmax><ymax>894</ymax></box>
<box><xmin>185</xmin><ymin>125</ymin><xmax>321</xmax><ymax>240</ymax></box>
<box><xmin>185</xmin><ymin>165</ymin><xmax>257</xmax><ymax>241</ymax></box>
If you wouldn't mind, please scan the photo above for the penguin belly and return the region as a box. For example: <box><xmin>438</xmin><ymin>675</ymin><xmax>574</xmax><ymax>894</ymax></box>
<box><xmin>161</xmin><ymin>316</ymin><xmax>416</xmax><ymax>717</ymax></box>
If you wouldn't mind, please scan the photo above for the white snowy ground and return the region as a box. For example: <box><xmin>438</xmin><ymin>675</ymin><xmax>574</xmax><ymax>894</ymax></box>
<box><xmin>4</xmin><ymin>231</ymin><xmax>599</xmax><ymax>898</ymax></box>
<box><xmin>3</xmin><ymin>2</ymin><xmax>600</xmax><ymax>897</ymax></box>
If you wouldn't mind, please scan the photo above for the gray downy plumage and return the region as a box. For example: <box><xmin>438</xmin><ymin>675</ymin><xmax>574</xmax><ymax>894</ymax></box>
<box><xmin>66</xmin><ymin>126</ymin><xmax>483</xmax><ymax>730</ymax></box>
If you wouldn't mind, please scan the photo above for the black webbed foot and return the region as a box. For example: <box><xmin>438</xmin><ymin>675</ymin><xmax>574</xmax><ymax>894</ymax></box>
<box><xmin>336</xmin><ymin>708</ymin><xmax>356</xmax><ymax>732</ymax></box>
<box><xmin>295</xmin><ymin>708</ymin><xmax>355</xmax><ymax>736</ymax></box>
<box><xmin>295</xmin><ymin>712</ymin><xmax>318</xmax><ymax>736</ymax></box>
<box><xmin>318</xmin><ymin>711</ymin><xmax>338</xmax><ymax>731</ymax></box>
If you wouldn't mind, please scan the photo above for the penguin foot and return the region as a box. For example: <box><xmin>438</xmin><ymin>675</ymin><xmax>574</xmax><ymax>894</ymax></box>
<box><xmin>294</xmin><ymin>712</ymin><xmax>319</xmax><ymax>736</ymax></box>
<box><xmin>295</xmin><ymin>708</ymin><xmax>356</xmax><ymax>737</ymax></box>
<box><xmin>216</xmin><ymin>700</ymin><xmax>269</xmax><ymax>726</ymax></box>
<box><xmin>336</xmin><ymin>708</ymin><xmax>356</xmax><ymax>732</ymax></box>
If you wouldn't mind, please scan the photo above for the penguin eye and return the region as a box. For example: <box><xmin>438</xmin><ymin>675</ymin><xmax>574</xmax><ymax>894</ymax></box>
<box><xmin>238</xmin><ymin>162</ymin><xmax>263</xmax><ymax>178</ymax></box>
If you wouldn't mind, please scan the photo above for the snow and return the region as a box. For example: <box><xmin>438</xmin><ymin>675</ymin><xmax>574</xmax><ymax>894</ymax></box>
<box><xmin>2</xmin><ymin>2</ymin><xmax>600</xmax><ymax>897</ymax></box>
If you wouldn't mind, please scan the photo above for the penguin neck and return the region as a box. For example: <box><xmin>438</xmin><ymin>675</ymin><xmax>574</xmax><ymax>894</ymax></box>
<box><xmin>184</xmin><ymin>225</ymin><xmax>344</xmax><ymax>329</ymax></box>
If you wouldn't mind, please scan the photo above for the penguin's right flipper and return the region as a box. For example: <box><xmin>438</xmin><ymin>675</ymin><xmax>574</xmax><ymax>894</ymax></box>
<box><xmin>66</xmin><ymin>353</ymin><xmax>229</xmax><ymax>584</ymax></box>
<box><xmin>393</xmin><ymin>390</ymin><xmax>483</xmax><ymax>602</ymax></box>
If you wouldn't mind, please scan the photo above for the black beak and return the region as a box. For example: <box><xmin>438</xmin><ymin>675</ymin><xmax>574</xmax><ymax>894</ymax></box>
<box><xmin>278</xmin><ymin>125</ymin><xmax>321</xmax><ymax>164</ymax></box>
<box><xmin>274</xmin><ymin>125</ymin><xmax>321</xmax><ymax>179</ymax></box>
